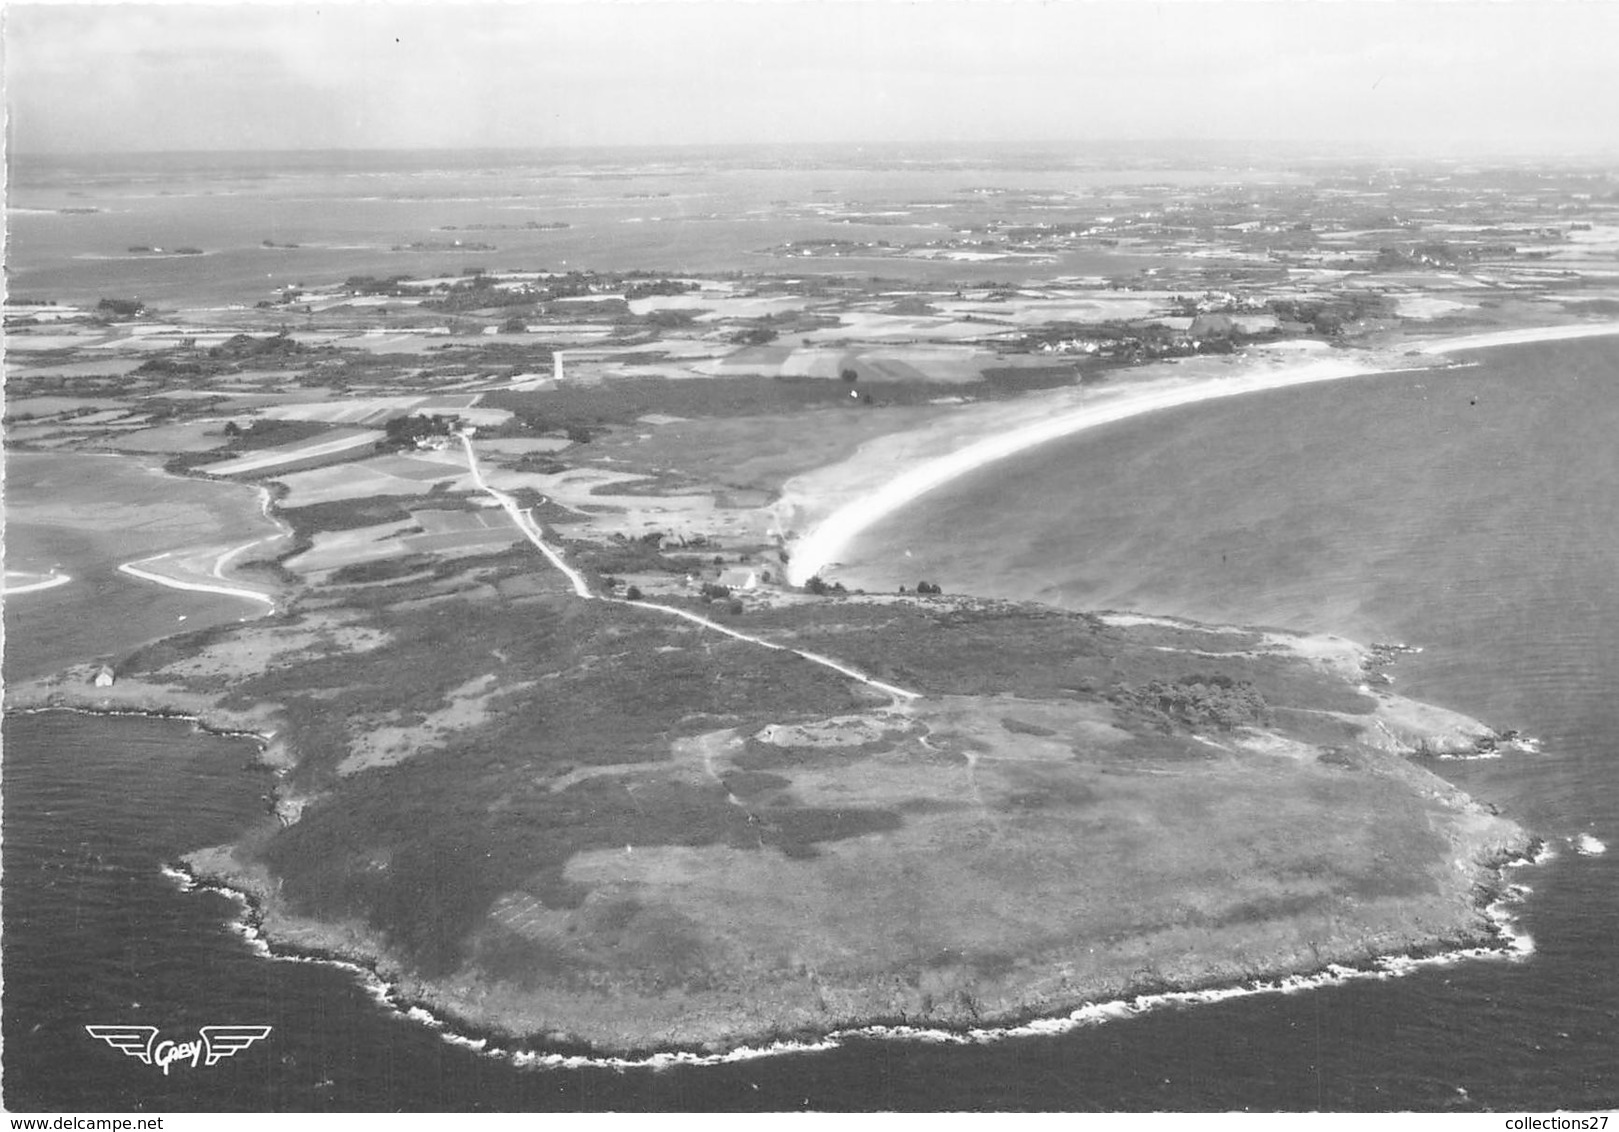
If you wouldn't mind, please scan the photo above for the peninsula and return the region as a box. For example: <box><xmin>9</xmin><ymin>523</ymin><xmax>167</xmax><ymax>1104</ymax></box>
<box><xmin>12</xmin><ymin>157</ymin><xmax>1612</xmax><ymax>1054</ymax></box>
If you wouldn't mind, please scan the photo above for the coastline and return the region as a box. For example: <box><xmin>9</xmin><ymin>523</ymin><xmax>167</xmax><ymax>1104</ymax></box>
<box><xmin>6</xmin><ymin>637</ymin><xmax>1539</xmax><ymax>1057</ymax></box>
<box><xmin>8</xmin><ymin>323</ymin><xmax>1600</xmax><ymax>1063</ymax></box>
<box><xmin>1</xmin><ymin>570</ymin><xmax>74</xmax><ymax>595</ymax></box>
<box><xmin>117</xmin><ymin>556</ymin><xmax>278</xmax><ymax>606</ymax></box>
<box><xmin>113</xmin><ymin>483</ymin><xmax>290</xmax><ymax>608</ymax></box>
<box><xmin>779</xmin><ymin>320</ymin><xmax>1619</xmax><ymax>586</ymax></box>
<box><xmin>173</xmin><ymin>820</ymin><xmax>1538</xmax><ymax>1061</ymax></box>
<box><xmin>4</xmin><ymin>669</ymin><xmax>294</xmax><ymax>773</ymax></box>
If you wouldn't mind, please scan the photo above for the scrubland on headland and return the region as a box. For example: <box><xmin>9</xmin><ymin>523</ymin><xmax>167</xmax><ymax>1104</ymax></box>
<box><xmin>11</xmin><ymin>545</ymin><xmax>1532</xmax><ymax>1052</ymax></box>
<box><xmin>12</xmin><ymin>153</ymin><xmax>1615</xmax><ymax>1053</ymax></box>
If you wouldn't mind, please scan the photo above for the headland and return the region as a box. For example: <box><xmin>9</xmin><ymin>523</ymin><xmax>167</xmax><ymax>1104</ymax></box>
<box><xmin>10</xmin><ymin>154</ymin><xmax>1614</xmax><ymax>1054</ymax></box>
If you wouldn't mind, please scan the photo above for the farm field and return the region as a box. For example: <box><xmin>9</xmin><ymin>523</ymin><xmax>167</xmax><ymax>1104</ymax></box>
<box><xmin>206</xmin><ymin>429</ymin><xmax>382</xmax><ymax>477</ymax></box>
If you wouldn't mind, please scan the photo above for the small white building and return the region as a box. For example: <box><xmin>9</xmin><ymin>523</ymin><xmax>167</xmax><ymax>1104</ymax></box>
<box><xmin>92</xmin><ymin>665</ymin><xmax>116</xmax><ymax>687</ymax></box>
<box><xmin>717</xmin><ymin>568</ymin><xmax>760</xmax><ymax>591</ymax></box>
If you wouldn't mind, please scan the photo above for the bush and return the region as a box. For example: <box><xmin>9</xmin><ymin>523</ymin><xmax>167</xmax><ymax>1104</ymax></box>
<box><xmin>97</xmin><ymin>297</ymin><xmax>145</xmax><ymax>318</ymax></box>
<box><xmin>329</xmin><ymin>554</ymin><xmax>438</xmax><ymax>586</ymax></box>
<box><xmin>625</xmin><ymin>585</ymin><xmax>643</xmax><ymax>601</ymax></box>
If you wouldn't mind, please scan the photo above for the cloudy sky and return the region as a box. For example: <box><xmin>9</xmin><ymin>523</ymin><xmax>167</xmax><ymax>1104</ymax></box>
<box><xmin>6</xmin><ymin>1</ymin><xmax>1618</xmax><ymax>155</ymax></box>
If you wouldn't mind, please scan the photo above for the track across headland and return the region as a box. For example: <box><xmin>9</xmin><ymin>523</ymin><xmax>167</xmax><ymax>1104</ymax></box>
<box><xmin>456</xmin><ymin>433</ymin><xmax>920</xmax><ymax>703</ymax></box>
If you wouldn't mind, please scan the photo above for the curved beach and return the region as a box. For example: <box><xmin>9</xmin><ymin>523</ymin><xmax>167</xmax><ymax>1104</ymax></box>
<box><xmin>1</xmin><ymin>570</ymin><xmax>74</xmax><ymax>595</ymax></box>
<box><xmin>781</xmin><ymin>322</ymin><xmax>1619</xmax><ymax>586</ymax></box>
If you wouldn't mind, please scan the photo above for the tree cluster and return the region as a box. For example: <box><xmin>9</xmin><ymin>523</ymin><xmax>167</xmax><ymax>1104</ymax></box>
<box><xmin>211</xmin><ymin>331</ymin><xmax>302</xmax><ymax>360</ymax></box>
<box><xmin>802</xmin><ymin>575</ymin><xmax>847</xmax><ymax>596</ymax></box>
<box><xmin>97</xmin><ymin>298</ymin><xmax>145</xmax><ymax>318</ymax></box>
<box><xmin>624</xmin><ymin>279</ymin><xmax>698</xmax><ymax>300</ymax></box>
<box><xmin>1114</xmin><ymin>674</ymin><xmax>1271</xmax><ymax>732</ymax></box>
<box><xmin>379</xmin><ymin>413</ymin><xmax>458</xmax><ymax>450</ymax></box>
<box><xmin>343</xmin><ymin>275</ymin><xmax>415</xmax><ymax>297</ymax></box>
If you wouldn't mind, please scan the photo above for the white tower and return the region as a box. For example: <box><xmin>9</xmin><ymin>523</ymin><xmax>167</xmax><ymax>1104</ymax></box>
<box><xmin>553</xmin><ymin>351</ymin><xmax>564</xmax><ymax>383</ymax></box>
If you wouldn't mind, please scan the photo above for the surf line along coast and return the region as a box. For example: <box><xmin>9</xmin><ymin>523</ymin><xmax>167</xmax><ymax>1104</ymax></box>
<box><xmin>778</xmin><ymin>321</ymin><xmax>1619</xmax><ymax>586</ymax></box>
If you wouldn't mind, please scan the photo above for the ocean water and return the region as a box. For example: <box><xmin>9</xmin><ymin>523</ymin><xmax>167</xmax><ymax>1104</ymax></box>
<box><xmin>3</xmin><ymin>452</ymin><xmax>281</xmax><ymax>679</ymax></box>
<box><xmin>4</xmin><ymin>151</ymin><xmax>1617</xmax><ymax>1111</ymax></box>
<box><xmin>838</xmin><ymin>337</ymin><xmax>1619</xmax><ymax>836</ymax></box>
<box><xmin>5</xmin><ymin>146</ymin><xmax>1269</xmax><ymax>308</ymax></box>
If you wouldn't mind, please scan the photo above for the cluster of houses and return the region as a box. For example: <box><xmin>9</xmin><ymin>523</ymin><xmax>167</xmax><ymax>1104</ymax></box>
<box><xmin>1033</xmin><ymin>309</ymin><xmax>1303</xmax><ymax>360</ymax></box>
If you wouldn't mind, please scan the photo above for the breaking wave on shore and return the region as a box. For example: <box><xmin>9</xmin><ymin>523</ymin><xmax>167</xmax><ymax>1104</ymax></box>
<box><xmin>160</xmin><ymin>843</ymin><xmax>1547</xmax><ymax>1075</ymax></box>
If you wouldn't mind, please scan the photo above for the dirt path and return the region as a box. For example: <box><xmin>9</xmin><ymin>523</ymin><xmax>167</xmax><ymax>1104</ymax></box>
<box><xmin>457</xmin><ymin>433</ymin><xmax>920</xmax><ymax>703</ymax></box>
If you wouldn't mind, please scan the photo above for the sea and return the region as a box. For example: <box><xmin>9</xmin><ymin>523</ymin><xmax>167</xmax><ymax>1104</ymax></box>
<box><xmin>3</xmin><ymin>148</ymin><xmax>1616</xmax><ymax>1112</ymax></box>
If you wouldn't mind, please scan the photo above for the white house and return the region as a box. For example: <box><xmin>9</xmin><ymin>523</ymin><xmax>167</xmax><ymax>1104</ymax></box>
<box><xmin>717</xmin><ymin>568</ymin><xmax>760</xmax><ymax>591</ymax></box>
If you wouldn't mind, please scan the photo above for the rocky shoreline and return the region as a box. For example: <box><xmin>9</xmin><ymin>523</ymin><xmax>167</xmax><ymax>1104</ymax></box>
<box><xmin>7</xmin><ymin>620</ymin><xmax>1540</xmax><ymax>1057</ymax></box>
<box><xmin>172</xmin><ymin>826</ymin><xmax>1537</xmax><ymax>1059</ymax></box>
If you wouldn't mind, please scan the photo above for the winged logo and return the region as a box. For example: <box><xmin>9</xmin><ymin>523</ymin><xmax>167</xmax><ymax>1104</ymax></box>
<box><xmin>200</xmin><ymin>1025</ymin><xmax>274</xmax><ymax>1065</ymax></box>
<box><xmin>84</xmin><ymin>1025</ymin><xmax>158</xmax><ymax>1064</ymax></box>
<box><xmin>86</xmin><ymin>1024</ymin><xmax>271</xmax><ymax>1073</ymax></box>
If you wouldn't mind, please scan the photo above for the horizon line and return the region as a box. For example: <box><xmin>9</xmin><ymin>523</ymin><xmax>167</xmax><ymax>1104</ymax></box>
<box><xmin>10</xmin><ymin>138</ymin><xmax>1619</xmax><ymax>162</ymax></box>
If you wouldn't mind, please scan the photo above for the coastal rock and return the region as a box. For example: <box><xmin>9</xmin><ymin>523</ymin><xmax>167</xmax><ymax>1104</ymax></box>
<box><xmin>1360</xmin><ymin>692</ymin><xmax>1503</xmax><ymax>756</ymax></box>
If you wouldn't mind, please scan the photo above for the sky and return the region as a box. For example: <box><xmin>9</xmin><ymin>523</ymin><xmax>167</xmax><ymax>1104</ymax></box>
<box><xmin>5</xmin><ymin>1</ymin><xmax>1619</xmax><ymax>156</ymax></box>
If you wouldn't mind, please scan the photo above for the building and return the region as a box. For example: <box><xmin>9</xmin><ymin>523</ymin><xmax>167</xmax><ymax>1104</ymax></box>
<box><xmin>717</xmin><ymin>568</ymin><xmax>760</xmax><ymax>591</ymax></box>
<box><xmin>92</xmin><ymin>665</ymin><xmax>116</xmax><ymax>687</ymax></box>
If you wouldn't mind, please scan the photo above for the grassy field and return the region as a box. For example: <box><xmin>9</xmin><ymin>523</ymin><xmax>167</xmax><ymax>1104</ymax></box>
<box><xmin>583</xmin><ymin>405</ymin><xmax>955</xmax><ymax>496</ymax></box>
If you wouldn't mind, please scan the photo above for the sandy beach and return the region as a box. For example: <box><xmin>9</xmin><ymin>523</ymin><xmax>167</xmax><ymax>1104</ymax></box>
<box><xmin>1</xmin><ymin>570</ymin><xmax>74</xmax><ymax>596</ymax></box>
<box><xmin>117</xmin><ymin>556</ymin><xmax>278</xmax><ymax>606</ymax></box>
<box><xmin>781</xmin><ymin>321</ymin><xmax>1619</xmax><ymax>585</ymax></box>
